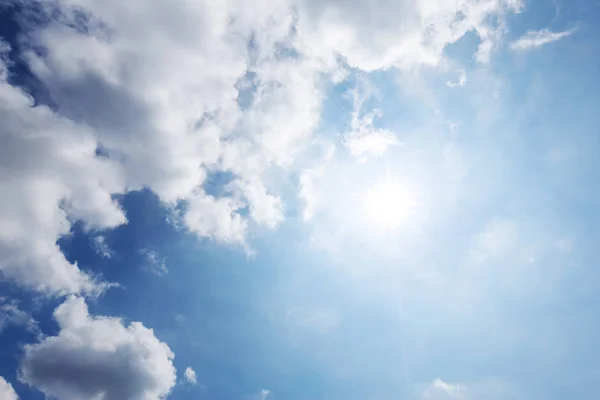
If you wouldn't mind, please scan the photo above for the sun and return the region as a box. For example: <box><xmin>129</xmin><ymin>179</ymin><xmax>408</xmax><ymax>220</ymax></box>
<box><xmin>362</xmin><ymin>179</ymin><xmax>418</xmax><ymax>231</ymax></box>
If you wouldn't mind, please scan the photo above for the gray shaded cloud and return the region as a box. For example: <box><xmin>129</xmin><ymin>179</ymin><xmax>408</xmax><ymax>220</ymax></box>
<box><xmin>20</xmin><ymin>296</ymin><xmax>176</xmax><ymax>400</ymax></box>
<box><xmin>0</xmin><ymin>297</ymin><xmax>39</xmax><ymax>336</ymax></box>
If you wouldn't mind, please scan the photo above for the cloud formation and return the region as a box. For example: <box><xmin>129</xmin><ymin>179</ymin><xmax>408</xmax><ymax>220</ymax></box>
<box><xmin>0</xmin><ymin>45</ymin><xmax>122</xmax><ymax>295</ymax></box>
<box><xmin>447</xmin><ymin>70</ymin><xmax>468</xmax><ymax>88</ymax></box>
<box><xmin>511</xmin><ymin>27</ymin><xmax>576</xmax><ymax>50</ymax></box>
<box><xmin>140</xmin><ymin>249</ymin><xmax>168</xmax><ymax>277</ymax></box>
<box><xmin>0</xmin><ymin>0</ymin><xmax>527</xmax><ymax>294</ymax></box>
<box><xmin>183</xmin><ymin>367</ymin><xmax>197</xmax><ymax>385</ymax></box>
<box><xmin>92</xmin><ymin>236</ymin><xmax>113</xmax><ymax>259</ymax></box>
<box><xmin>343</xmin><ymin>80</ymin><xmax>398</xmax><ymax>160</ymax></box>
<box><xmin>0</xmin><ymin>297</ymin><xmax>39</xmax><ymax>336</ymax></box>
<box><xmin>0</xmin><ymin>377</ymin><xmax>18</xmax><ymax>400</ymax></box>
<box><xmin>20</xmin><ymin>296</ymin><xmax>176</xmax><ymax>400</ymax></box>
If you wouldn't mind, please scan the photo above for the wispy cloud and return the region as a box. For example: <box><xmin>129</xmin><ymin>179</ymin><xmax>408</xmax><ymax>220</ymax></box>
<box><xmin>510</xmin><ymin>27</ymin><xmax>577</xmax><ymax>50</ymax></box>
<box><xmin>343</xmin><ymin>80</ymin><xmax>399</xmax><ymax>161</ymax></box>
<box><xmin>92</xmin><ymin>236</ymin><xmax>113</xmax><ymax>259</ymax></box>
<box><xmin>140</xmin><ymin>249</ymin><xmax>168</xmax><ymax>277</ymax></box>
<box><xmin>0</xmin><ymin>298</ymin><xmax>40</xmax><ymax>337</ymax></box>
<box><xmin>447</xmin><ymin>70</ymin><xmax>468</xmax><ymax>88</ymax></box>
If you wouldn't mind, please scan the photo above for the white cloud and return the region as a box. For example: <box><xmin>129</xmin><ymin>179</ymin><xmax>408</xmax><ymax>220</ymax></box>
<box><xmin>183</xmin><ymin>367</ymin><xmax>197</xmax><ymax>385</ymax></box>
<box><xmin>230</xmin><ymin>179</ymin><xmax>284</xmax><ymax>229</ymax></box>
<box><xmin>297</xmin><ymin>0</ymin><xmax>522</xmax><ymax>69</ymax></box>
<box><xmin>92</xmin><ymin>236</ymin><xmax>113</xmax><ymax>259</ymax></box>
<box><xmin>510</xmin><ymin>27</ymin><xmax>576</xmax><ymax>50</ymax></box>
<box><xmin>20</xmin><ymin>296</ymin><xmax>176</xmax><ymax>400</ymax></box>
<box><xmin>0</xmin><ymin>0</ymin><xmax>529</xmax><ymax>293</ymax></box>
<box><xmin>0</xmin><ymin>376</ymin><xmax>18</xmax><ymax>400</ymax></box>
<box><xmin>258</xmin><ymin>389</ymin><xmax>271</xmax><ymax>400</ymax></box>
<box><xmin>343</xmin><ymin>82</ymin><xmax>399</xmax><ymax>160</ymax></box>
<box><xmin>140</xmin><ymin>249</ymin><xmax>168</xmax><ymax>277</ymax></box>
<box><xmin>343</xmin><ymin>122</ymin><xmax>399</xmax><ymax>160</ymax></box>
<box><xmin>447</xmin><ymin>70</ymin><xmax>467</xmax><ymax>88</ymax></box>
<box><xmin>185</xmin><ymin>191</ymin><xmax>248</xmax><ymax>247</ymax></box>
<box><xmin>0</xmin><ymin>298</ymin><xmax>40</xmax><ymax>336</ymax></box>
<box><xmin>0</xmin><ymin>53</ymin><xmax>124</xmax><ymax>295</ymax></box>
<box><xmin>418</xmin><ymin>379</ymin><xmax>466</xmax><ymax>399</ymax></box>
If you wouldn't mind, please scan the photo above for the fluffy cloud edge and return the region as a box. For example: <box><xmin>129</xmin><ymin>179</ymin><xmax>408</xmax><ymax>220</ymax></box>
<box><xmin>0</xmin><ymin>376</ymin><xmax>18</xmax><ymax>400</ymax></box>
<box><xmin>20</xmin><ymin>296</ymin><xmax>176</xmax><ymax>400</ymax></box>
<box><xmin>184</xmin><ymin>367</ymin><xmax>197</xmax><ymax>385</ymax></box>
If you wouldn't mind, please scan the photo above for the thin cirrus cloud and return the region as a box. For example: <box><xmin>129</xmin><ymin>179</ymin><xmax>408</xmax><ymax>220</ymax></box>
<box><xmin>510</xmin><ymin>27</ymin><xmax>577</xmax><ymax>50</ymax></box>
<box><xmin>0</xmin><ymin>297</ymin><xmax>40</xmax><ymax>337</ymax></box>
<box><xmin>0</xmin><ymin>0</ymin><xmax>526</xmax><ymax>296</ymax></box>
<box><xmin>140</xmin><ymin>249</ymin><xmax>169</xmax><ymax>277</ymax></box>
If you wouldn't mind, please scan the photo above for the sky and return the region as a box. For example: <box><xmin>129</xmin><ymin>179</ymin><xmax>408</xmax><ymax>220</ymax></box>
<box><xmin>1</xmin><ymin>0</ymin><xmax>600</xmax><ymax>399</ymax></box>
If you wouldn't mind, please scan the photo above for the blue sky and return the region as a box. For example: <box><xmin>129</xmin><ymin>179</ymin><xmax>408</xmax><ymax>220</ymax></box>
<box><xmin>1</xmin><ymin>0</ymin><xmax>600</xmax><ymax>399</ymax></box>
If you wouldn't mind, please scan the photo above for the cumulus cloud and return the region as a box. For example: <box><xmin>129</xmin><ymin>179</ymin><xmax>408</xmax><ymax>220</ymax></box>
<box><xmin>183</xmin><ymin>367</ymin><xmax>197</xmax><ymax>385</ymax></box>
<box><xmin>0</xmin><ymin>47</ymin><xmax>123</xmax><ymax>295</ymax></box>
<box><xmin>230</xmin><ymin>179</ymin><xmax>285</xmax><ymax>229</ymax></box>
<box><xmin>185</xmin><ymin>191</ymin><xmax>248</xmax><ymax>246</ymax></box>
<box><xmin>510</xmin><ymin>27</ymin><xmax>577</xmax><ymax>50</ymax></box>
<box><xmin>0</xmin><ymin>0</ymin><xmax>527</xmax><ymax>294</ymax></box>
<box><xmin>0</xmin><ymin>376</ymin><xmax>18</xmax><ymax>400</ymax></box>
<box><xmin>20</xmin><ymin>296</ymin><xmax>176</xmax><ymax>400</ymax></box>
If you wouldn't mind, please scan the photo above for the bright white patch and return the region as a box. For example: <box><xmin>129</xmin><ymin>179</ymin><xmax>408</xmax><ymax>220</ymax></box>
<box><xmin>184</xmin><ymin>367</ymin><xmax>197</xmax><ymax>385</ymax></box>
<box><xmin>0</xmin><ymin>376</ymin><xmax>18</xmax><ymax>400</ymax></box>
<box><xmin>363</xmin><ymin>180</ymin><xmax>418</xmax><ymax>230</ymax></box>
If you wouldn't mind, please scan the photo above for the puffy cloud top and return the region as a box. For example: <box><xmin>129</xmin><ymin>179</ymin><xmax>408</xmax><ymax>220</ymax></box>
<box><xmin>0</xmin><ymin>377</ymin><xmax>18</xmax><ymax>400</ymax></box>
<box><xmin>0</xmin><ymin>0</ymin><xmax>526</xmax><ymax>294</ymax></box>
<box><xmin>20</xmin><ymin>296</ymin><xmax>176</xmax><ymax>400</ymax></box>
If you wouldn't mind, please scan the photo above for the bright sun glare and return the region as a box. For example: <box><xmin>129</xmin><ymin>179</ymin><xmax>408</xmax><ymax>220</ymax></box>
<box><xmin>363</xmin><ymin>180</ymin><xmax>418</xmax><ymax>230</ymax></box>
